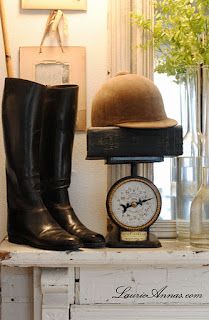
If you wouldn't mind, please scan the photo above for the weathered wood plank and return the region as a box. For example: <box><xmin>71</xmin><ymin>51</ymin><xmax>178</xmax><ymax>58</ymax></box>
<box><xmin>1</xmin><ymin>267</ymin><xmax>33</xmax><ymax>320</ymax></box>
<box><xmin>71</xmin><ymin>304</ymin><xmax>209</xmax><ymax>320</ymax></box>
<box><xmin>33</xmin><ymin>268</ymin><xmax>42</xmax><ymax>320</ymax></box>
<box><xmin>79</xmin><ymin>266</ymin><xmax>209</xmax><ymax>305</ymax></box>
<box><xmin>1</xmin><ymin>240</ymin><xmax>209</xmax><ymax>267</ymax></box>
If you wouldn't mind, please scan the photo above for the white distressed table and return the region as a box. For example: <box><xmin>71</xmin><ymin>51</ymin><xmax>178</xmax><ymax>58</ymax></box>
<box><xmin>1</xmin><ymin>239</ymin><xmax>209</xmax><ymax>320</ymax></box>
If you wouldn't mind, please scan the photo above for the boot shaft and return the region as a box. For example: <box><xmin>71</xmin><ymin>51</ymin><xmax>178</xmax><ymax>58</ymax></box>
<box><xmin>2</xmin><ymin>78</ymin><xmax>46</xmax><ymax>179</ymax></box>
<box><xmin>40</xmin><ymin>84</ymin><xmax>79</xmax><ymax>188</ymax></box>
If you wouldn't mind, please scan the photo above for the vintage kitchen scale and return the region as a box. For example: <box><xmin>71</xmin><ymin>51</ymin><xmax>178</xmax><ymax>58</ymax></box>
<box><xmin>87</xmin><ymin>125</ymin><xmax>183</xmax><ymax>248</ymax></box>
<box><xmin>87</xmin><ymin>74</ymin><xmax>183</xmax><ymax>248</ymax></box>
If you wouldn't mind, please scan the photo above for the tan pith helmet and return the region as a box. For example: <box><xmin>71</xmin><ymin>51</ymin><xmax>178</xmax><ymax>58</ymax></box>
<box><xmin>91</xmin><ymin>73</ymin><xmax>177</xmax><ymax>129</ymax></box>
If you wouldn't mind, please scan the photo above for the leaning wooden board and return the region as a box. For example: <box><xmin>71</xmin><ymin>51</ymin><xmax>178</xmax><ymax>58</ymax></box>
<box><xmin>20</xmin><ymin>46</ymin><xmax>86</xmax><ymax>131</ymax></box>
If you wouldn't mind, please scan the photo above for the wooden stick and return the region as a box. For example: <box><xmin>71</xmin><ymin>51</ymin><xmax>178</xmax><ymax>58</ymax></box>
<box><xmin>0</xmin><ymin>0</ymin><xmax>13</xmax><ymax>77</ymax></box>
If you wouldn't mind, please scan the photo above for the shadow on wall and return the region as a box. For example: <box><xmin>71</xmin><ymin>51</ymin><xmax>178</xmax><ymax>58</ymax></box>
<box><xmin>0</xmin><ymin>21</ymin><xmax>8</xmax><ymax>242</ymax></box>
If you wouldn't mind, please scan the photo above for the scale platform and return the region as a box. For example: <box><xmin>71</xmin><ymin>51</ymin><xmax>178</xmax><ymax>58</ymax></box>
<box><xmin>86</xmin><ymin>126</ymin><xmax>183</xmax><ymax>162</ymax></box>
<box><xmin>86</xmin><ymin>126</ymin><xmax>183</xmax><ymax>248</ymax></box>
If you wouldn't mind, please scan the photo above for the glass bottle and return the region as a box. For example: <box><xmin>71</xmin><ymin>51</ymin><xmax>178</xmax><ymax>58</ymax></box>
<box><xmin>176</xmin><ymin>156</ymin><xmax>202</xmax><ymax>240</ymax></box>
<box><xmin>170</xmin><ymin>76</ymin><xmax>188</xmax><ymax>222</ymax></box>
<box><xmin>176</xmin><ymin>67</ymin><xmax>202</xmax><ymax>241</ymax></box>
<box><xmin>190</xmin><ymin>167</ymin><xmax>209</xmax><ymax>248</ymax></box>
<box><xmin>179</xmin><ymin>76</ymin><xmax>188</xmax><ymax>138</ymax></box>
<box><xmin>202</xmin><ymin>66</ymin><xmax>209</xmax><ymax>166</ymax></box>
<box><xmin>182</xmin><ymin>67</ymin><xmax>202</xmax><ymax>157</ymax></box>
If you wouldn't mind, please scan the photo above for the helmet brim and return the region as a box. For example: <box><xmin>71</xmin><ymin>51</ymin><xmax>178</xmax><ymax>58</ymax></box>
<box><xmin>115</xmin><ymin>118</ymin><xmax>178</xmax><ymax>129</ymax></box>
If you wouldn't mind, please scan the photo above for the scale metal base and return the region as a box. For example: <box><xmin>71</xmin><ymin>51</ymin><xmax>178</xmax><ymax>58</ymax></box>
<box><xmin>106</xmin><ymin>224</ymin><xmax>161</xmax><ymax>248</ymax></box>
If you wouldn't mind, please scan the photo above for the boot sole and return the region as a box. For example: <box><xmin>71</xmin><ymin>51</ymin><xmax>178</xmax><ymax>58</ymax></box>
<box><xmin>8</xmin><ymin>235</ymin><xmax>82</xmax><ymax>251</ymax></box>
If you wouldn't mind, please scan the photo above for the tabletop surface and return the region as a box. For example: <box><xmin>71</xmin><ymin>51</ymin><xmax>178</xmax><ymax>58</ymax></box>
<box><xmin>1</xmin><ymin>238</ymin><xmax>209</xmax><ymax>267</ymax></box>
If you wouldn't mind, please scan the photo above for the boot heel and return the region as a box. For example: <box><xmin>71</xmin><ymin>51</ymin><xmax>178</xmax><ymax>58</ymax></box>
<box><xmin>8</xmin><ymin>234</ymin><xmax>25</xmax><ymax>245</ymax></box>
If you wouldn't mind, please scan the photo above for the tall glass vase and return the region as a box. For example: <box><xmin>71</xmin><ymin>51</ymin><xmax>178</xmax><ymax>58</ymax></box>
<box><xmin>176</xmin><ymin>67</ymin><xmax>202</xmax><ymax>241</ymax></box>
<box><xmin>182</xmin><ymin>67</ymin><xmax>202</xmax><ymax>157</ymax></box>
<box><xmin>190</xmin><ymin>66</ymin><xmax>209</xmax><ymax>247</ymax></box>
<box><xmin>179</xmin><ymin>78</ymin><xmax>188</xmax><ymax>138</ymax></box>
<box><xmin>202</xmin><ymin>66</ymin><xmax>209</xmax><ymax>166</ymax></box>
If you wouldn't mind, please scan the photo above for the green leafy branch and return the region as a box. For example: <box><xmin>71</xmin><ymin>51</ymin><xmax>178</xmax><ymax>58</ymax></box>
<box><xmin>131</xmin><ymin>0</ymin><xmax>209</xmax><ymax>80</ymax></box>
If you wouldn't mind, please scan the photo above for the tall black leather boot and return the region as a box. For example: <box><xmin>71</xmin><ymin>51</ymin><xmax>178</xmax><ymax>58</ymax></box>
<box><xmin>2</xmin><ymin>78</ymin><xmax>82</xmax><ymax>251</ymax></box>
<box><xmin>40</xmin><ymin>85</ymin><xmax>105</xmax><ymax>248</ymax></box>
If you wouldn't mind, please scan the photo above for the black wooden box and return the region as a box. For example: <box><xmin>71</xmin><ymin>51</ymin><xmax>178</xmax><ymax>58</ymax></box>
<box><xmin>86</xmin><ymin>126</ymin><xmax>183</xmax><ymax>161</ymax></box>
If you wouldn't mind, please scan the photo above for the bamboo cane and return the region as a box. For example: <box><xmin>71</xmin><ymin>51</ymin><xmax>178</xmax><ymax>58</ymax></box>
<box><xmin>0</xmin><ymin>0</ymin><xmax>13</xmax><ymax>77</ymax></box>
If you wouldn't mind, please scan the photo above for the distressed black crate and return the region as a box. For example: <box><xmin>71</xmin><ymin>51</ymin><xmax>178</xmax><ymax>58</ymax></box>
<box><xmin>86</xmin><ymin>126</ymin><xmax>183</xmax><ymax>160</ymax></box>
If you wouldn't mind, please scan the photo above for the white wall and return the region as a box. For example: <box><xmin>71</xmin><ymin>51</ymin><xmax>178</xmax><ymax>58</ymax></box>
<box><xmin>0</xmin><ymin>18</ymin><xmax>7</xmax><ymax>242</ymax></box>
<box><xmin>0</xmin><ymin>0</ymin><xmax>108</xmax><ymax>241</ymax></box>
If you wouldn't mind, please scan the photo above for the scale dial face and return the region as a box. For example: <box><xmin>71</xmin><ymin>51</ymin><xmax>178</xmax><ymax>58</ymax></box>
<box><xmin>106</xmin><ymin>176</ymin><xmax>161</xmax><ymax>231</ymax></box>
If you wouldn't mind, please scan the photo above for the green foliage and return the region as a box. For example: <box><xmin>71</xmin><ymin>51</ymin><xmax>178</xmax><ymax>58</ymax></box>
<box><xmin>131</xmin><ymin>0</ymin><xmax>209</xmax><ymax>80</ymax></box>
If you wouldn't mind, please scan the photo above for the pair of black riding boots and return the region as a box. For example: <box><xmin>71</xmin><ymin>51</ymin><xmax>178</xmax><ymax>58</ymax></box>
<box><xmin>2</xmin><ymin>78</ymin><xmax>105</xmax><ymax>250</ymax></box>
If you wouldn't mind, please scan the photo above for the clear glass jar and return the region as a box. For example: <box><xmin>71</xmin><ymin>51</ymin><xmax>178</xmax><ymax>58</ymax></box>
<box><xmin>190</xmin><ymin>167</ymin><xmax>209</xmax><ymax>248</ymax></box>
<box><xmin>176</xmin><ymin>156</ymin><xmax>202</xmax><ymax>241</ymax></box>
<box><xmin>176</xmin><ymin>67</ymin><xmax>202</xmax><ymax>241</ymax></box>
